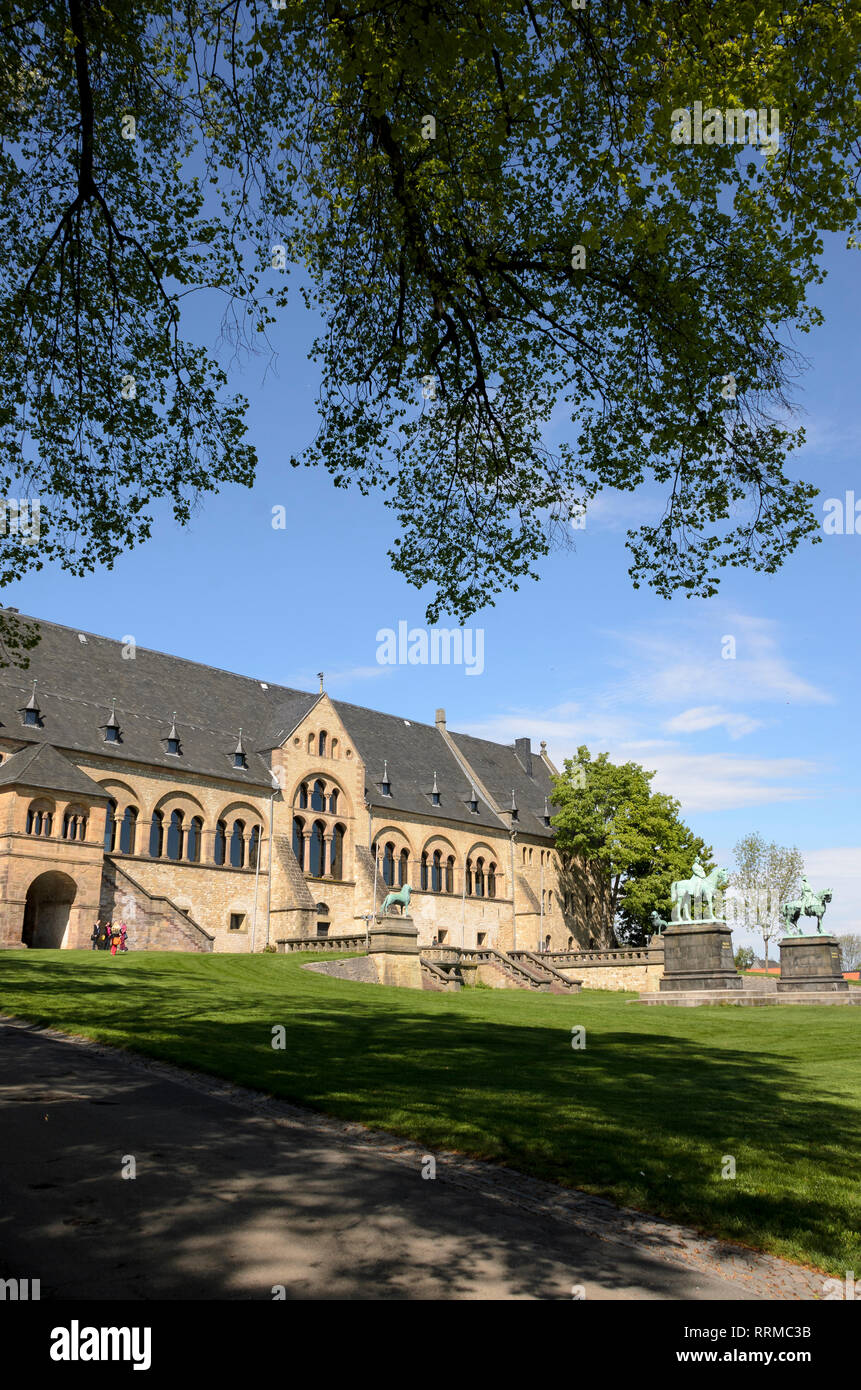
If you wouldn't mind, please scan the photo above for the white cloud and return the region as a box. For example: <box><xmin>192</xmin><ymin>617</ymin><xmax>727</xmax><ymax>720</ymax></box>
<box><xmin>664</xmin><ymin>706</ymin><xmax>764</xmax><ymax>739</ymax></box>
<box><xmin>613</xmin><ymin>613</ymin><xmax>832</xmax><ymax>708</ymax></box>
<box><xmin>459</xmin><ymin>707</ymin><xmax>820</xmax><ymax>814</ymax></box>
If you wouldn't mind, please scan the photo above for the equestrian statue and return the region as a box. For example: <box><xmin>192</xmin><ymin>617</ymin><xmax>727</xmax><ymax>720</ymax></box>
<box><xmin>781</xmin><ymin>877</ymin><xmax>832</xmax><ymax>936</ymax></box>
<box><xmin>669</xmin><ymin>858</ymin><xmax>729</xmax><ymax>923</ymax></box>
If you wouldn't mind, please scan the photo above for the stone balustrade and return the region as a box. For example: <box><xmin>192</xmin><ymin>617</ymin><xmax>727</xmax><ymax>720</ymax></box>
<box><xmin>275</xmin><ymin>933</ymin><xmax>367</xmax><ymax>954</ymax></box>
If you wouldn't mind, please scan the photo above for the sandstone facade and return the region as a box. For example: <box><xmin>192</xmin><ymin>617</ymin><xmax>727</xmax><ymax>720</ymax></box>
<box><xmin>0</xmin><ymin>614</ymin><xmax>597</xmax><ymax>956</ymax></box>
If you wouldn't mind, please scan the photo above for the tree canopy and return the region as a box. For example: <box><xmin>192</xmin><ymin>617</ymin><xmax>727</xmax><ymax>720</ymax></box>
<box><xmin>727</xmin><ymin>832</ymin><xmax>804</xmax><ymax>954</ymax></box>
<box><xmin>551</xmin><ymin>745</ymin><xmax>712</xmax><ymax>946</ymax></box>
<box><xmin>1</xmin><ymin>0</ymin><xmax>859</xmax><ymax>642</ymax></box>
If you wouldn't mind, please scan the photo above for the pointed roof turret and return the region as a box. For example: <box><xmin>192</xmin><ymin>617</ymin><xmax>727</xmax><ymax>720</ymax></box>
<box><xmin>164</xmin><ymin>713</ymin><xmax>181</xmax><ymax>755</ymax></box>
<box><xmin>100</xmin><ymin>698</ymin><xmax>122</xmax><ymax>743</ymax></box>
<box><xmin>20</xmin><ymin>679</ymin><xmax>41</xmax><ymax>725</ymax></box>
<box><xmin>233</xmin><ymin>728</ymin><xmax>247</xmax><ymax>768</ymax></box>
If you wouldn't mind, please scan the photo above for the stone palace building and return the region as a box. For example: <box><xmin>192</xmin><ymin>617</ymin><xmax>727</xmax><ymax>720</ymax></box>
<box><xmin>0</xmin><ymin>613</ymin><xmax>595</xmax><ymax>954</ymax></box>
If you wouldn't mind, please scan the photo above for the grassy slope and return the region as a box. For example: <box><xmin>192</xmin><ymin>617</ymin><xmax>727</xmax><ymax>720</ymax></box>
<box><xmin>1</xmin><ymin>950</ymin><xmax>859</xmax><ymax>1274</ymax></box>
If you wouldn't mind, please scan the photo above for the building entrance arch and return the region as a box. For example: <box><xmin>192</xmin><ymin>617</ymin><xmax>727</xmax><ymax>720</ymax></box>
<box><xmin>22</xmin><ymin>871</ymin><xmax>78</xmax><ymax>948</ymax></box>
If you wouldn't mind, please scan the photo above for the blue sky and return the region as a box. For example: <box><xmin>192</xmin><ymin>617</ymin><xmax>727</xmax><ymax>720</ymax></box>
<box><xmin>8</xmin><ymin>233</ymin><xmax>860</xmax><ymax>945</ymax></box>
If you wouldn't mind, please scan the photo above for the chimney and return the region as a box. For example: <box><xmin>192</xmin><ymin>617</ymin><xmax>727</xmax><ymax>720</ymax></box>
<box><xmin>435</xmin><ymin>708</ymin><xmax>446</xmax><ymax>731</ymax></box>
<box><xmin>514</xmin><ymin>737</ymin><xmax>532</xmax><ymax>777</ymax></box>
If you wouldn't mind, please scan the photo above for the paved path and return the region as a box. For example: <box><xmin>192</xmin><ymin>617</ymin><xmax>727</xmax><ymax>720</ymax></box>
<box><xmin>0</xmin><ymin>1016</ymin><xmax>825</xmax><ymax>1301</ymax></box>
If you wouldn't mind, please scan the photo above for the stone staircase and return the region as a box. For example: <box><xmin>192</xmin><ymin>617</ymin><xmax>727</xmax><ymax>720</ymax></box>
<box><xmin>507</xmin><ymin>950</ymin><xmax>582</xmax><ymax>993</ymax></box>
<box><xmin>421</xmin><ymin>945</ymin><xmax>581</xmax><ymax>993</ymax></box>
<box><xmin>101</xmin><ymin>861</ymin><xmax>215</xmax><ymax>952</ymax></box>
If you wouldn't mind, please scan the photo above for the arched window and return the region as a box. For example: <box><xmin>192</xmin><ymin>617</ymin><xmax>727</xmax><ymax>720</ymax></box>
<box><xmin>383</xmin><ymin>842</ymin><xmax>395</xmax><ymax>886</ymax></box>
<box><xmin>187</xmin><ymin>816</ymin><xmax>202</xmax><ymax>863</ymax></box>
<box><xmin>466</xmin><ymin>857</ymin><xmax>473</xmax><ymax>895</ymax></box>
<box><xmin>119</xmin><ymin>806</ymin><xmax>138</xmax><ymax>854</ymax></box>
<box><xmin>446</xmin><ymin>855</ymin><xmax>455</xmax><ymax>894</ymax></box>
<box><xmin>431</xmin><ymin>849</ymin><xmax>442</xmax><ymax>893</ymax></box>
<box><xmin>26</xmin><ymin>801</ymin><xmax>52</xmax><ymax>836</ymax></box>
<box><xmin>475</xmin><ymin>857</ymin><xmax>485</xmax><ymax>898</ymax></box>
<box><xmin>398</xmin><ymin>848</ymin><xmax>409</xmax><ymax>886</ymax></box>
<box><xmin>104</xmin><ymin>800</ymin><xmax>117</xmax><ymax>852</ymax></box>
<box><xmin>167</xmin><ymin>809</ymin><xmax>184</xmax><ymax>861</ymax></box>
<box><xmin>331</xmin><ymin>824</ymin><xmax>345</xmax><ymax>879</ymax></box>
<box><xmin>248</xmin><ymin>825</ymin><xmax>261</xmax><ymax>870</ymax></box>
<box><xmin>488</xmin><ymin>862</ymin><xmax>497</xmax><ymax>898</ymax></box>
<box><xmin>298</xmin><ymin>783</ymin><xmax>308</xmax><ymax>809</ymax></box>
<box><xmin>214</xmin><ymin>819</ymin><xmax>227</xmax><ymax>866</ymax></box>
<box><xmin>309</xmin><ymin>821</ymin><xmax>325</xmax><ymax>878</ymax></box>
<box><xmin>230</xmin><ymin>819</ymin><xmax>245</xmax><ymax>869</ymax></box>
<box><xmin>420</xmin><ymin>851</ymin><xmax>429</xmax><ymax>891</ymax></box>
<box><xmin>311</xmin><ymin>779</ymin><xmax>326</xmax><ymax>813</ymax></box>
<box><xmin>292</xmin><ymin>816</ymin><xmax>305</xmax><ymax>869</ymax></box>
<box><xmin>149</xmin><ymin>810</ymin><xmax>164</xmax><ymax>858</ymax></box>
<box><xmin>328</xmin><ymin>787</ymin><xmax>339</xmax><ymax>814</ymax></box>
<box><xmin>63</xmin><ymin>807</ymin><xmax>86</xmax><ymax>841</ymax></box>
<box><xmin>331</xmin><ymin>737</ymin><xmax>339</xmax><ymax>759</ymax></box>
<box><xmin>307</xmin><ymin>732</ymin><xmax>315</xmax><ymax>754</ymax></box>
<box><xmin>318</xmin><ymin>730</ymin><xmax>327</xmax><ymax>757</ymax></box>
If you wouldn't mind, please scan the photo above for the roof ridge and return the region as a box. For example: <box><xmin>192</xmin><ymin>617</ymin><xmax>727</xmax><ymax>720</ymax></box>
<box><xmin>1</xmin><ymin>611</ymin><xmax>312</xmax><ymax>701</ymax></box>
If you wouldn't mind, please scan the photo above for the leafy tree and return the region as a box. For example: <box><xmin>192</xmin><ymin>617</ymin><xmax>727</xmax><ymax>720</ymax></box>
<box><xmin>551</xmin><ymin>746</ymin><xmax>712</xmax><ymax>948</ymax></box>
<box><xmin>835</xmin><ymin>935</ymin><xmax>861</xmax><ymax>972</ymax></box>
<box><xmin>734</xmin><ymin>945</ymin><xmax>755</xmax><ymax>971</ymax></box>
<box><xmin>727</xmin><ymin>832</ymin><xmax>804</xmax><ymax>968</ymax></box>
<box><xmin>0</xmin><ymin>1</ymin><xmax>859</xmax><ymax>648</ymax></box>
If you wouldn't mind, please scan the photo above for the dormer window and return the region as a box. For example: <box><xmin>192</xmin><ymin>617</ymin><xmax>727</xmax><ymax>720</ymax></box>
<box><xmin>510</xmin><ymin>790</ymin><xmax>519</xmax><ymax>822</ymax></box>
<box><xmin>164</xmin><ymin>713</ymin><xmax>181</xmax><ymax>756</ymax></box>
<box><xmin>543</xmin><ymin>796</ymin><xmax>551</xmax><ymax>827</ymax></box>
<box><xmin>21</xmin><ymin>680</ymin><xmax>41</xmax><ymax>726</ymax></box>
<box><xmin>469</xmin><ymin>786</ymin><xmax>479</xmax><ymax>814</ymax></box>
<box><xmin>101</xmin><ymin>698</ymin><xmax>122</xmax><ymax>744</ymax></box>
<box><xmin>430</xmin><ymin>771</ymin><xmax>440</xmax><ymax>807</ymax></box>
<box><xmin>381</xmin><ymin>759</ymin><xmax>391</xmax><ymax>797</ymax></box>
<box><xmin>233</xmin><ymin>730</ymin><xmax>247</xmax><ymax>769</ymax></box>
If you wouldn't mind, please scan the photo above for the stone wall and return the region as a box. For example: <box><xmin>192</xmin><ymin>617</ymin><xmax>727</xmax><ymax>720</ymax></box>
<box><xmin>100</xmin><ymin>862</ymin><xmax>214</xmax><ymax>952</ymax></box>
<box><xmin>550</xmin><ymin>944</ymin><xmax>664</xmax><ymax>993</ymax></box>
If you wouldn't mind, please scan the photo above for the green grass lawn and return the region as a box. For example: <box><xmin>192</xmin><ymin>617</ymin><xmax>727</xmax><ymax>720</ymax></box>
<box><xmin>2</xmin><ymin>950</ymin><xmax>859</xmax><ymax>1274</ymax></box>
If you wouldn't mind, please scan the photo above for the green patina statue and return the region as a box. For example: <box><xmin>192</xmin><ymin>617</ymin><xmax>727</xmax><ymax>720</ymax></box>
<box><xmin>670</xmin><ymin>860</ymin><xmax>729</xmax><ymax>923</ymax></box>
<box><xmin>649</xmin><ymin>911</ymin><xmax>669</xmax><ymax>936</ymax></box>
<box><xmin>381</xmin><ymin>883</ymin><xmax>411</xmax><ymax>916</ymax></box>
<box><xmin>781</xmin><ymin>877</ymin><xmax>832</xmax><ymax>936</ymax></box>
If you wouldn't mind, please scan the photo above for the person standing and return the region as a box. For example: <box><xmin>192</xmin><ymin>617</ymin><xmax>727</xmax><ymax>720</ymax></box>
<box><xmin>119</xmin><ymin>922</ymin><xmax>128</xmax><ymax>952</ymax></box>
<box><xmin>91</xmin><ymin>922</ymin><xmax>101</xmax><ymax>951</ymax></box>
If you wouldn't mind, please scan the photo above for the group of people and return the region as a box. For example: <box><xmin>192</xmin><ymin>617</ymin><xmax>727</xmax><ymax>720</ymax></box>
<box><xmin>91</xmin><ymin>920</ymin><xmax>129</xmax><ymax>954</ymax></box>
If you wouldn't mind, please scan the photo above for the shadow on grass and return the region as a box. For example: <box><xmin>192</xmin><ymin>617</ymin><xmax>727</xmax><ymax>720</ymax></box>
<box><xmin>1</xmin><ymin>951</ymin><xmax>858</xmax><ymax>1274</ymax></box>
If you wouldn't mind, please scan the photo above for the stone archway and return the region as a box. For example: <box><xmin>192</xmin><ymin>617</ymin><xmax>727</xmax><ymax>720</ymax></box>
<box><xmin>22</xmin><ymin>871</ymin><xmax>78</xmax><ymax>948</ymax></box>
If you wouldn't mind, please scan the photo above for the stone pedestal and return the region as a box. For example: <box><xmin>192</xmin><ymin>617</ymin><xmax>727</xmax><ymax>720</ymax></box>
<box><xmin>778</xmin><ymin>935</ymin><xmax>848</xmax><ymax>992</ymax></box>
<box><xmin>368</xmin><ymin>913</ymin><xmax>422</xmax><ymax>989</ymax></box>
<box><xmin>659</xmin><ymin>920</ymin><xmax>742</xmax><ymax>992</ymax></box>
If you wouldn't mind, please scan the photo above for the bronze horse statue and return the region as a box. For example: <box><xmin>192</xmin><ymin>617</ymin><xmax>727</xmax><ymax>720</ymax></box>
<box><xmin>380</xmin><ymin>883</ymin><xmax>411</xmax><ymax>916</ymax></box>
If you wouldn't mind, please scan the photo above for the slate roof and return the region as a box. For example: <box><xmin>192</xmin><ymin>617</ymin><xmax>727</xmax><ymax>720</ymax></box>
<box><xmin>0</xmin><ymin>613</ymin><xmax>557</xmax><ymax>835</ymax></box>
<box><xmin>0</xmin><ymin>614</ymin><xmax>317</xmax><ymax>786</ymax></box>
<box><xmin>448</xmin><ymin>731</ymin><xmax>556</xmax><ymax>837</ymax></box>
<box><xmin>334</xmin><ymin>700</ymin><xmax>507</xmax><ymax>832</ymax></box>
<box><xmin>0</xmin><ymin>742</ymin><xmax>110</xmax><ymax>800</ymax></box>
